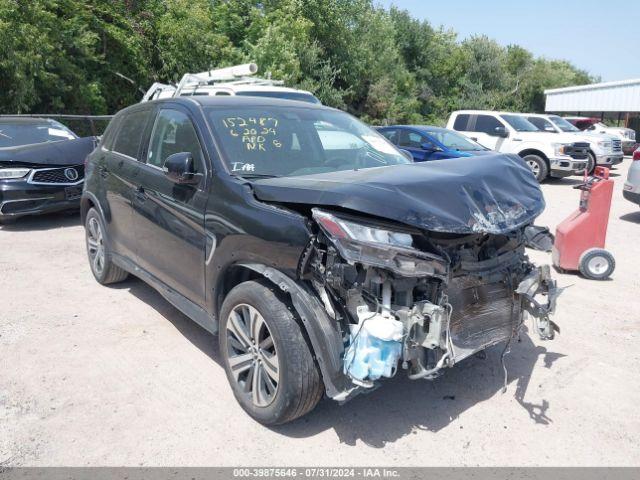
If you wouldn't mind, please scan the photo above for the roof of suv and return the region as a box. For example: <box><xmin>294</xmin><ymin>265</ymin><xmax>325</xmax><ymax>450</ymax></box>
<box><xmin>146</xmin><ymin>95</ymin><xmax>330</xmax><ymax>110</ymax></box>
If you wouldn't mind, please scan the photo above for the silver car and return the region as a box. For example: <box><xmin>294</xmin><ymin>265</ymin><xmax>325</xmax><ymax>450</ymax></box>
<box><xmin>623</xmin><ymin>148</ymin><xmax>640</xmax><ymax>206</ymax></box>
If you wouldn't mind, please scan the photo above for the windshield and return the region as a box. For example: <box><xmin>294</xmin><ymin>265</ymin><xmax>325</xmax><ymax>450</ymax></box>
<box><xmin>550</xmin><ymin>115</ymin><xmax>580</xmax><ymax>132</ymax></box>
<box><xmin>500</xmin><ymin>115</ymin><xmax>539</xmax><ymax>132</ymax></box>
<box><xmin>0</xmin><ymin>120</ymin><xmax>77</xmax><ymax>148</ymax></box>
<box><xmin>235</xmin><ymin>91</ymin><xmax>321</xmax><ymax>104</ymax></box>
<box><xmin>206</xmin><ymin>106</ymin><xmax>410</xmax><ymax>178</ymax></box>
<box><xmin>423</xmin><ymin>129</ymin><xmax>486</xmax><ymax>151</ymax></box>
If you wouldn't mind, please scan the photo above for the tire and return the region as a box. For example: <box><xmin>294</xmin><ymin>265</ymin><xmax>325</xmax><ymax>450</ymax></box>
<box><xmin>586</xmin><ymin>152</ymin><xmax>596</xmax><ymax>175</ymax></box>
<box><xmin>578</xmin><ymin>248</ymin><xmax>615</xmax><ymax>280</ymax></box>
<box><xmin>85</xmin><ymin>207</ymin><xmax>129</xmax><ymax>285</ymax></box>
<box><xmin>219</xmin><ymin>280</ymin><xmax>324</xmax><ymax>425</ymax></box>
<box><xmin>522</xmin><ymin>154</ymin><xmax>549</xmax><ymax>182</ymax></box>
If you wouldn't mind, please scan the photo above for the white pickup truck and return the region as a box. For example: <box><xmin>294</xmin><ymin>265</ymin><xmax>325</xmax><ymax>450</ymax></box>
<box><xmin>447</xmin><ymin>110</ymin><xmax>589</xmax><ymax>182</ymax></box>
<box><xmin>565</xmin><ymin>117</ymin><xmax>637</xmax><ymax>155</ymax></box>
<box><xmin>523</xmin><ymin>113</ymin><xmax>623</xmax><ymax>173</ymax></box>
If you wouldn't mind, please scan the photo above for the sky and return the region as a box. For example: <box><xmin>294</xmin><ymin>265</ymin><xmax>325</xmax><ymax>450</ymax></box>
<box><xmin>378</xmin><ymin>0</ymin><xmax>638</xmax><ymax>82</ymax></box>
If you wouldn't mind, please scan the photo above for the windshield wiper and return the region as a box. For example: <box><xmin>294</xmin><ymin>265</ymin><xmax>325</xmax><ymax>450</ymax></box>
<box><xmin>234</xmin><ymin>173</ymin><xmax>278</xmax><ymax>180</ymax></box>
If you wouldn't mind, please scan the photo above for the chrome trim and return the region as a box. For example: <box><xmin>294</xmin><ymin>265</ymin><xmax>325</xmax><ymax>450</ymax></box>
<box><xmin>27</xmin><ymin>167</ymin><xmax>84</xmax><ymax>186</ymax></box>
<box><xmin>0</xmin><ymin>196</ymin><xmax>55</xmax><ymax>215</ymax></box>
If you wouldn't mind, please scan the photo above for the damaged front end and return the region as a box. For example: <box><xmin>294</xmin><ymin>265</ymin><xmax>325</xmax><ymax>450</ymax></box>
<box><xmin>302</xmin><ymin>209</ymin><xmax>560</xmax><ymax>400</ymax></box>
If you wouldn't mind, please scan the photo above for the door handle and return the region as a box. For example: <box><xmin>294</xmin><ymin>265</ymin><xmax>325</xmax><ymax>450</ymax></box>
<box><xmin>134</xmin><ymin>186</ymin><xmax>147</xmax><ymax>203</ymax></box>
<box><xmin>98</xmin><ymin>166</ymin><xmax>109</xmax><ymax>179</ymax></box>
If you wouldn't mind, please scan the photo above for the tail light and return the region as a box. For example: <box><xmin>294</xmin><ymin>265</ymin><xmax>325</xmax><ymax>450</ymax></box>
<box><xmin>633</xmin><ymin>149</ymin><xmax>640</xmax><ymax>161</ymax></box>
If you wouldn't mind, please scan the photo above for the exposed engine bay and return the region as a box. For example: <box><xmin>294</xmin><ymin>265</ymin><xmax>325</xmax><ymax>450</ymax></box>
<box><xmin>301</xmin><ymin>208</ymin><xmax>559</xmax><ymax>397</ymax></box>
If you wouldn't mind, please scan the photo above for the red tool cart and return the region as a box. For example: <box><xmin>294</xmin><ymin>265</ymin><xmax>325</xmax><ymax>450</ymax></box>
<box><xmin>552</xmin><ymin>166</ymin><xmax>615</xmax><ymax>280</ymax></box>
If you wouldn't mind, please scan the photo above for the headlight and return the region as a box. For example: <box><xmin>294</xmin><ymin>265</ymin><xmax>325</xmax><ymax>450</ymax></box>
<box><xmin>552</xmin><ymin>143</ymin><xmax>571</xmax><ymax>156</ymax></box>
<box><xmin>313</xmin><ymin>209</ymin><xmax>413</xmax><ymax>248</ymax></box>
<box><xmin>597</xmin><ymin>141</ymin><xmax>612</xmax><ymax>150</ymax></box>
<box><xmin>0</xmin><ymin>168</ymin><xmax>30</xmax><ymax>179</ymax></box>
<box><xmin>312</xmin><ymin>209</ymin><xmax>447</xmax><ymax>278</ymax></box>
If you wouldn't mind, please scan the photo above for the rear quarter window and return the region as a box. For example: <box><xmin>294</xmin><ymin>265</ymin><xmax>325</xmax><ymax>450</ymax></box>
<box><xmin>112</xmin><ymin>110</ymin><xmax>151</xmax><ymax>159</ymax></box>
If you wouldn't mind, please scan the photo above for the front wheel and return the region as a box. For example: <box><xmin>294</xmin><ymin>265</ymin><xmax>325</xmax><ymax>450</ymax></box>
<box><xmin>579</xmin><ymin>248</ymin><xmax>615</xmax><ymax>280</ymax></box>
<box><xmin>521</xmin><ymin>154</ymin><xmax>548</xmax><ymax>182</ymax></box>
<box><xmin>219</xmin><ymin>280</ymin><xmax>324</xmax><ymax>425</ymax></box>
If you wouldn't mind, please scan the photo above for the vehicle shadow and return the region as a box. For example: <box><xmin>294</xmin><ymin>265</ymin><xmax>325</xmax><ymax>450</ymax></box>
<box><xmin>0</xmin><ymin>210</ymin><xmax>81</xmax><ymax>231</ymax></box>
<box><xmin>544</xmin><ymin>178</ymin><xmax>583</xmax><ymax>187</ymax></box>
<box><xmin>620</xmin><ymin>211</ymin><xmax>640</xmax><ymax>224</ymax></box>
<box><xmin>114</xmin><ymin>276</ymin><xmax>566</xmax><ymax>447</ymax></box>
<box><xmin>114</xmin><ymin>276</ymin><xmax>222</xmax><ymax>363</ymax></box>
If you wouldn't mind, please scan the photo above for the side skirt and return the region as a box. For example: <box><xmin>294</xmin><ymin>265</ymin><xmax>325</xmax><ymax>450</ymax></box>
<box><xmin>112</xmin><ymin>253</ymin><xmax>218</xmax><ymax>335</ymax></box>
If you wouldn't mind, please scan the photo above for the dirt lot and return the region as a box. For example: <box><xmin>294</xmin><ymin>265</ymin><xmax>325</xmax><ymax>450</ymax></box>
<box><xmin>1</xmin><ymin>160</ymin><xmax>639</xmax><ymax>467</ymax></box>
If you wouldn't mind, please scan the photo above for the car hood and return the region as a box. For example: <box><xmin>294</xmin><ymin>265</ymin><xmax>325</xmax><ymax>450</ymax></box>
<box><xmin>251</xmin><ymin>153</ymin><xmax>545</xmax><ymax>234</ymax></box>
<box><xmin>0</xmin><ymin>136</ymin><xmax>97</xmax><ymax>167</ymax></box>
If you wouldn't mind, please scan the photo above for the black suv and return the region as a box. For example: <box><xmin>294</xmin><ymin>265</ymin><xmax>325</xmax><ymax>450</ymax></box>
<box><xmin>82</xmin><ymin>96</ymin><xmax>559</xmax><ymax>425</ymax></box>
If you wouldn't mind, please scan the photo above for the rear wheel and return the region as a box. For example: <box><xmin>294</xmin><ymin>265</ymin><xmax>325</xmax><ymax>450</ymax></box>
<box><xmin>579</xmin><ymin>248</ymin><xmax>615</xmax><ymax>280</ymax></box>
<box><xmin>219</xmin><ymin>280</ymin><xmax>324</xmax><ymax>425</ymax></box>
<box><xmin>85</xmin><ymin>208</ymin><xmax>129</xmax><ymax>284</ymax></box>
<box><xmin>522</xmin><ymin>154</ymin><xmax>548</xmax><ymax>182</ymax></box>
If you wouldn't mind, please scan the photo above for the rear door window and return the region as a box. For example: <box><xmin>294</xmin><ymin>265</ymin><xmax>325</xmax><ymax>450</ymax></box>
<box><xmin>398</xmin><ymin>130</ymin><xmax>426</xmax><ymax>148</ymax></box>
<box><xmin>379</xmin><ymin>129</ymin><xmax>399</xmax><ymax>145</ymax></box>
<box><xmin>112</xmin><ymin>110</ymin><xmax>150</xmax><ymax>159</ymax></box>
<box><xmin>452</xmin><ymin>114</ymin><xmax>470</xmax><ymax>131</ymax></box>
<box><xmin>473</xmin><ymin>115</ymin><xmax>503</xmax><ymax>134</ymax></box>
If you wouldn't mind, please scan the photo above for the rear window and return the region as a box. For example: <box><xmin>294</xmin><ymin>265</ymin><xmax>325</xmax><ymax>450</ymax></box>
<box><xmin>0</xmin><ymin>120</ymin><xmax>77</xmax><ymax>148</ymax></box>
<box><xmin>452</xmin><ymin>114</ymin><xmax>470</xmax><ymax>131</ymax></box>
<box><xmin>112</xmin><ymin>110</ymin><xmax>150</xmax><ymax>159</ymax></box>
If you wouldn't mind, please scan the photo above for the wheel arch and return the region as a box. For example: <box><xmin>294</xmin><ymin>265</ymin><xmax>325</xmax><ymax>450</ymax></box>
<box><xmin>518</xmin><ymin>148</ymin><xmax>550</xmax><ymax>166</ymax></box>
<box><xmin>216</xmin><ymin>262</ymin><xmax>351</xmax><ymax>399</ymax></box>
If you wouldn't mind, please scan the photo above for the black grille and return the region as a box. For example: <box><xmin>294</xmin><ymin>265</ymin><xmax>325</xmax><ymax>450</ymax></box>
<box><xmin>31</xmin><ymin>165</ymin><xmax>84</xmax><ymax>184</ymax></box>
<box><xmin>567</xmin><ymin>142</ymin><xmax>589</xmax><ymax>160</ymax></box>
<box><xmin>0</xmin><ymin>199</ymin><xmax>48</xmax><ymax>214</ymax></box>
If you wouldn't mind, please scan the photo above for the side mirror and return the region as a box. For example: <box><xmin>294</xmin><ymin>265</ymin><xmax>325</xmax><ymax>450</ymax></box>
<box><xmin>398</xmin><ymin>149</ymin><xmax>414</xmax><ymax>161</ymax></box>
<box><xmin>421</xmin><ymin>142</ymin><xmax>441</xmax><ymax>152</ymax></box>
<box><xmin>163</xmin><ymin>152</ymin><xmax>198</xmax><ymax>184</ymax></box>
<box><xmin>492</xmin><ymin>126</ymin><xmax>509</xmax><ymax>138</ymax></box>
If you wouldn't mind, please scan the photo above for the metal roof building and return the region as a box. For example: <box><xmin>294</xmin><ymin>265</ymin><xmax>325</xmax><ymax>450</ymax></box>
<box><xmin>544</xmin><ymin>79</ymin><xmax>640</xmax><ymax>135</ymax></box>
<box><xmin>545</xmin><ymin>79</ymin><xmax>640</xmax><ymax>113</ymax></box>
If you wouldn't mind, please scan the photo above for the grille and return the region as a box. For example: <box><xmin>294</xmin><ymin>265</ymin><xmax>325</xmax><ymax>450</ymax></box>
<box><xmin>0</xmin><ymin>199</ymin><xmax>48</xmax><ymax>214</ymax></box>
<box><xmin>612</xmin><ymin>139</ymin><xmax>622</xmax><ymax>153</ymax></box>
<box><xmin>446</xmin><ymin>276</ymin><xmax>520</xmax><ymax>363</ymax></box>
<box><xmin>567</xmin><ymin>142</ymin><xmax>589</xmax><ymax>160</ymax></box>
<box><xmin>30</xmin><ymin>165</ymin><xmax>84</xmax><ymax>184</ymax></box>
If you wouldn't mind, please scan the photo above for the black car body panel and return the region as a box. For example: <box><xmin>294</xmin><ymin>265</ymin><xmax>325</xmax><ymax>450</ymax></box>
<box><xmin>0</xmin><ymin>119</ymin><xmax>96</xmax><ymax>220</ymax></box>
<box><xmin>82</xmin><ymin>96</ymin><xmax>559</xmax><ymax>407</ymax></box>
<box><xmin>0</xmin><ymin>136</ymin><xmax>96</xmax><ymax>167</ymax></box>
<box><xmin>251</xmin><ymin>153</ymin><xmax>544</xmax><ymax>234</ymax></box>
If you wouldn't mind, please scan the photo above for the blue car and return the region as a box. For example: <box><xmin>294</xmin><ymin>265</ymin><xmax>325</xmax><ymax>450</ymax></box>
<box><xmin>376</xmin><ymin>125</ymin><xmax>493</xmax><ymax>162</ymax></box>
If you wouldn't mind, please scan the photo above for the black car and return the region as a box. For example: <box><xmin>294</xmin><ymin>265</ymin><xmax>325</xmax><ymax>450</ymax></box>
<box><xmin>82</xmin><ymin>96</ymin><xmax>559</xmax><ymax>425</ymax></box>
<box><xmin>0</xmin><ymin>117</ymin><xmax>96</xmax><ymax>222</ymax></box>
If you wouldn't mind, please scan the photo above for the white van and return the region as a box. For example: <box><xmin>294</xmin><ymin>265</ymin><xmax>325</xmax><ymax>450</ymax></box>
<box><xmin>447</xmin><ymin>110</ymin><xmax>589</xmax><ymax>182</ymax></box>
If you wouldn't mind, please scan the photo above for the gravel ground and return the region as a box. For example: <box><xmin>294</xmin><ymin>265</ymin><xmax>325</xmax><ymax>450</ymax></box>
<box><xmin>1</xmin><ymin>160</ymin><xmax>639</xmax><ymax>467</ymax></box>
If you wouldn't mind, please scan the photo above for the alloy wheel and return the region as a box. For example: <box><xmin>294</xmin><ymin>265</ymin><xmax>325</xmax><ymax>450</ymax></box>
<box><xmin>226</xmin><ymin>304</ymin><xmax>280</xmax><ymax>407</ymax></box>
<box><xmin>526</xmin><ymin>159</ymin><xmax>541</xmax><ymax>178</ymax></box>
<box><xmin>86</xmin><ymin>217</ymin><xmax>105</xmax><ymax>276</ymax></box>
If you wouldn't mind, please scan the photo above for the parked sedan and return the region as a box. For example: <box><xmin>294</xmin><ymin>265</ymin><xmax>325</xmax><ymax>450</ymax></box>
<box><xmin>623</xmin><ymin>148</ymin><xmax>640</xmax><ymax>206</ymax></box>
<box><xmin>0</xmin><ymin>117</ymin><xmax>96</xmax><ymax>222</ymax></box>
<box><xmin>376</xmin><ymin>125</ymin><xmax>492</xmax><ymax>162</ymax></box>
